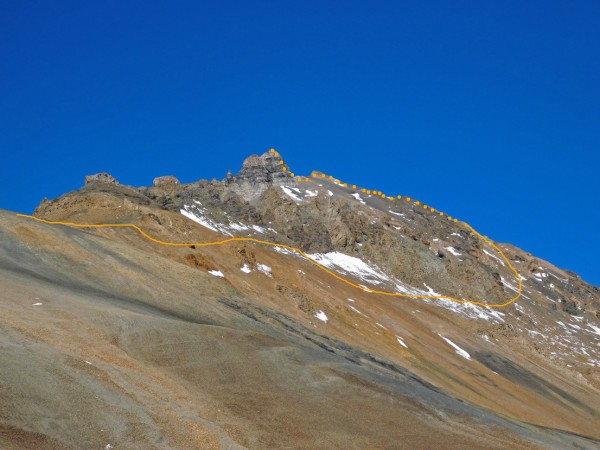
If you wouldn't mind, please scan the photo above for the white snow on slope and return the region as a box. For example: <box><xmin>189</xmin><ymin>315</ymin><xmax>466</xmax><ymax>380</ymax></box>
<box><xmin>445</xmin><ymin>247</ymin><xmax>462</xmax><ymax>256</ymax></box>
<box><xmin>433</xmin><ymin>300</ymin><xmax>506</xmax><ymax>322</ymax></box>
<box><xmin>423</xmin><ymin>283</ymin><xmax>440</xmax><ymax>295</ymax></box>
<box><xmin>349</xmin><ymin>305</ymin><xmax>367</xmax><ymax>316</ymax></box>
<box><xmin>281</xmin><ymin>186</ymin><xmax>303</xmax><ymax>203</ymax></box>
<box><xmin>307</xmin><ymin>252</ymin><xmax>395</xmax><ymax>287</ymax></box>
<box><xmin>438</xmin><ymin>334</ymin><xmax>471</xmax><ymax>360</ymax></box>
<box><xmin>181</xmin><ymin>202</ymin><xmax>275</xmax><ymax>236</ymax></box>
<box><xmin>351</xmin><ymin>193</ymin><xmax>365</xmax><ymax>204</ymax></box>
<box><xmin>483</xmin><ymin>249</ymin><xmax>505</xmax><ymax>266</ymax></box>
<box><xmin>273</xmin><ymin>246</ymin><xmax>296</xmax><ymax>256</ymax></box>
<box><xmin>314</xmin><ymin>310</ymin><xmax>328</xmax><ymax>323</ymax></box>
<box><xmin>307</xmin><ymin>251</ymin><xmax>505</xmax><ymax>322</ymax></box>
<box><xmin>181</xmin><ymin>208</ymin><xmax>226</xmax><ymax>235</ymax></box>
<box><xmin>396</xmin><ymin>336</ymin><xmax>408</xmax><ymax>348</ymax></box>
<box><xmin>208</xmin><ymin>270</ymin><xmax>224</xmax><ymax>278</ymax></box>
<box><xmin>257</xmin><ymin>263</ymin><xmax>272</xmax><ymax>277</ymax></box>
<box><xmin>240</xmin><ymin>264</ymin><xmax>252</xmax><ymax>274</ymax></box>
<box><xmin>32</xmin><ymin>302</ymin><xmax>43</xmax><ymax>306</ymax></box>
<box><xmin>500</xmin><ymin>276</ymin><xmax>520</xmax><ymax>293</ymax></box>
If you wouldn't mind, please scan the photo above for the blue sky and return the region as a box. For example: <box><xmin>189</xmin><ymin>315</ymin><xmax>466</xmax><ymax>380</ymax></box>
<box><xmin>1</xmin><ymin>1</ymin><xmax>598</xmax><ymax>286</ymax></box>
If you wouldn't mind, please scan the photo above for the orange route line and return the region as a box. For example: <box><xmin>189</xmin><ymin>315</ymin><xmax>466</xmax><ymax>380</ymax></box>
<box><xmin>15</xmin><ymin>213</ymin><xmax>522</xmax><ymax>308</ymax></box>
<box><xmin>271</xmin><ymin>149</ymin><xmax>522</xmax><ymax>307</ymax></box>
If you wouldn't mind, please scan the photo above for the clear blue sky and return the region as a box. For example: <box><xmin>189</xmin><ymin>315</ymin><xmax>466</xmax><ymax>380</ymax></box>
<box><xmin>1</xmin><ymin>1</ymin><xmax>598</xmax><ymax>286</ymax></box>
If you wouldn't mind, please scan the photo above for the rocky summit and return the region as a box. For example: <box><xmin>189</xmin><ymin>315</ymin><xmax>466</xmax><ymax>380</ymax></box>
<box><xmin>1</xmin><ymin>150</ymin><xmax>600</xmax><ymax>449</ymax></box>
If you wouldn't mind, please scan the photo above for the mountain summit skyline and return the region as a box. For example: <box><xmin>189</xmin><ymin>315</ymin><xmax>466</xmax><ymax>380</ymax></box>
<box><xmin>3</xmin><ymin>2</ymin><xmax>598</xmax><ymax>287</ymax></box>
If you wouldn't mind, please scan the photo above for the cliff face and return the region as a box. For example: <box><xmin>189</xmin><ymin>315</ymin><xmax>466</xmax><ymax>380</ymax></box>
<box><xmin>227</xmin><ymin>152</ymin><xmax>292</xmax><ymax>200</ymax></box>
<box><xmin>6</xmin><ymin>150</ymin><xmax>599</xmax><ymax>449</ymax></box>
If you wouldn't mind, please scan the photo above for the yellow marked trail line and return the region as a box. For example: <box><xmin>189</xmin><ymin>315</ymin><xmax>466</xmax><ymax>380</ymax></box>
<box><xmin>16</xmin><ymin>213</ymin><xmax>522</xmax><ymax>308</ymax></box>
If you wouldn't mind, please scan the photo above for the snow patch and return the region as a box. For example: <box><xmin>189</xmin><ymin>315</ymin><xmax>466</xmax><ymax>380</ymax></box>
<box><xmin>240</xmin><ymin>264</ymin><xmax>252</xmax><ymax>274</ymax></box>
<box><xmin>351</xmin><ymin>193</ymin><xmax>366</xmax><ymax>204</ymax></box>
<box><xmin>32</xmin><ymin>302</ymin><xmax>43</xmax><ymax>306</ymax></box>
<box><xmin>307</xmin><ymin>252</ymin><xmax>390</xmax><ymax>287</ymax></box>
<box><xmin>228</xmin><ymin>222</ymin><xmax>251</xmax><ymax>232</ymax></box>
<box><xmin>445</xmin><ymin>247</ymin><xmax>462</xmax><ymax>256</ymax></box>
<box><xmin>273</xmin><ymin>246</ymin><xmax>296</xmax><ymax>256</ymax></box>
<box><xmin>423</xmin><ymin>283</ymin><xmax>441</xmax><ymax>296</ymax></box>
<box><xmin>257</xmin><ymin>263</ymin><xmax>272</xmax><ymax>277</ymax></box>
<box><xmin>483</xmin><ymin>249</ymin><xmax>505</xmax><ymax>266</ymax></box>
<box><xmin>181</xmin><ymin>204</ymin><xmax>275</xmax><ymax>236</ymax></box>
<box><xmin>500</xmin><ymin>276</ymin><xmax>520</xmax><ymax>293</ymax></box>
<box><xmin>252</xmin><ymin>225</ymin><xmax>269</xmax><ymax>233</ymax></box>
<box><xmin>181</xmin><ymin>208</ymin><xmax>227</xmax><ymax>235</ymax></box>
<box><xmin>281</xmin><ymin>186</ymin><xmax>303</xmax><ymax>203</ymax></box>
<box><xmin>396</xmin><ymin>336</ymin><xmax>408</xmax><ymax>348</ymax></box>
<box><xmin>314</xmin><ymin>310</ymin><xmax>328</xmax><ymax>323</ymax></box>
<box><xmin>349</xmin><ymin>305</ymin><xmax>367</xmax><ymax>316</ymax></box>
<box><xmin>438</xmin><ymin>334</ymin><xmax>471</xmax><ymax>360</ymax></box>
<box><xmin>208</xmin><ymin>270</ymin><xmax>224</xmax><ymax>278</ymax></box>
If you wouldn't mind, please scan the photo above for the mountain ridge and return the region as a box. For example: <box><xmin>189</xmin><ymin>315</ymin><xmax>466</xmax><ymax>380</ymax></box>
<box><xmin>1</xmin><ymin>149</ymin><xmax>599</xmax><ymax>449</ymax></box>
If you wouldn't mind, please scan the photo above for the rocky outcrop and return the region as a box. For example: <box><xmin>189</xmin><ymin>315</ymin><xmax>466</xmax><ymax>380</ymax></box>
<box><xmin>229</xmin><ymin>152</ymin><xmax>294</xmax><ymax>201</ymax></box>
<box><xmin>153</xmin><ymin>176</ymin><xmax>180</xmax><ymax>188</ymax></box>
<box><xmin>84</xmin><ymin>172</ymin><xmax>119</xmax><ymax>185</ymax></box>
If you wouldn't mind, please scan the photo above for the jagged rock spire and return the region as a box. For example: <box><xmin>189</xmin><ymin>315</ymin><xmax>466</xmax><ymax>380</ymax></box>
<box><xmin>230</xmin><ymin>151</ymin><xmax>293</xmax><ymax>201</ymax></box>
